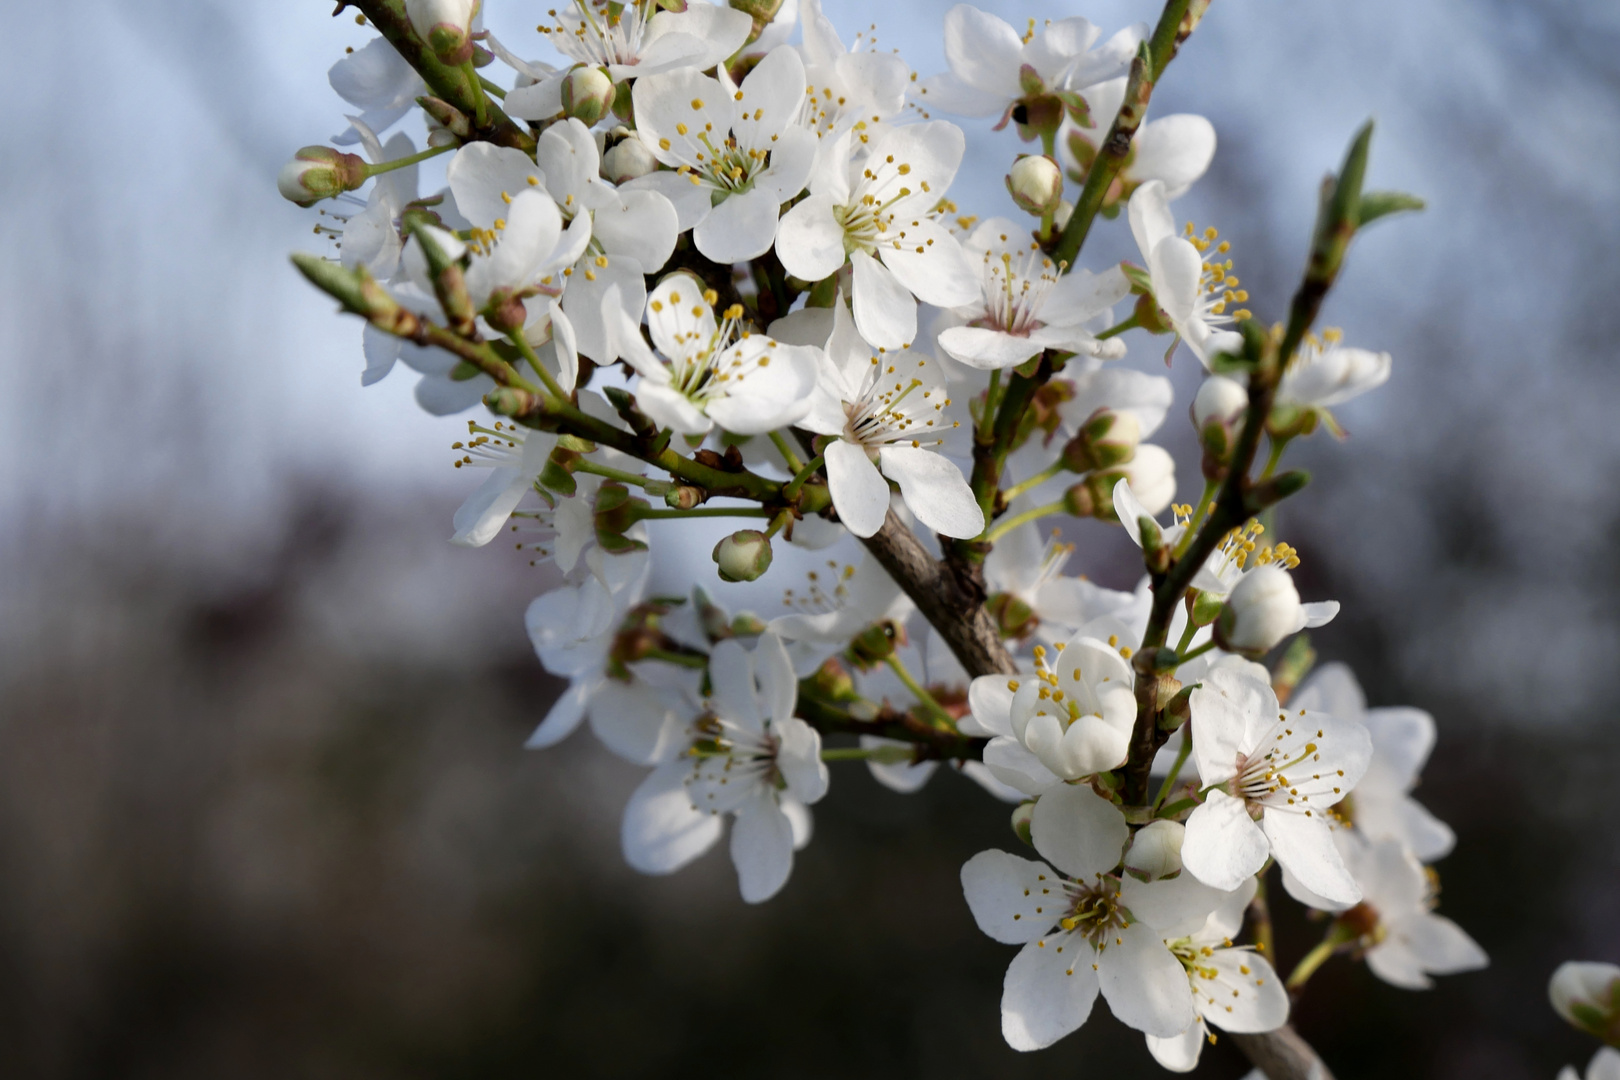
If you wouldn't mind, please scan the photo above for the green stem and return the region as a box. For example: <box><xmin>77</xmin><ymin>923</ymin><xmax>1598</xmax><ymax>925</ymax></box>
<box><xmin>461</xmin><ymin>60</ymin><xmax>491</xmax><ymax>127</ymax></box>
<box><xmin>1051</xmin><ymin>0</ymin><xmax>1200</xmax><ymax>268</ymax></box>
<box><xmin>1286</xmin><ymin>924</ymin><xmax>1356</xmax><ymax>992</ymax></box>
<box><xmin>507</xmin><ymin>332</ymin><xmax>570</xmax><ymax>404</ymax></box>
<box><xmin>478</xmin><ymin>75</ymin><xmax>507</xmax><ymax>99</ymax></box>
<box><xmin>1002</xmin><ymin>460</ymin><xmax>1067</xmax><ymax>503</ymax></box>
<box><xmin>983</xmin><ymin>498</ymin><xmax>1067</xmax><ymax>545</ymax></box>
<box><xmin>782</xmin><ymin>454</ymin><xmax>825</xmax><ymax>501</ymax></box>
<box><xmin>885</xmin><ymin>655</ymin><xmax>954</xmax><ymax>727</ymax></box>
<box><xmin>1260</xmin><ymin>436</ymin><xmax>1289</xmax><ymax>480</ymax></box>
<box><xmin>1174</xmin><ymin>614</ymin><xmax>1199</xmax><ymax>655</ymax></box>
<box><xmin>1250</xmin><ymin>873</ymin><xmax>1277</xmax><ymax>964</ymax></box>
<box><xmin>1155</xmin><ymin>796</ymin><xmax>1199</xmax><ymax>819</ymax></box>
<box><xmin>1177</xmin><ymin>640</ymin><xmax>1216</xmax><ymax>665</ymax></box>
<box><xmin>636</xmin><ymin>506</ymin><xmax>775</xmax><ymax>520</ymax></box>
<box><xmin>644</xmin><ymin>648</ymin><xmax>708</xmax><ymax>669</ymax></box>
<box><xmin>364</xmin><ymin>141</ymin><xmax>453</xmax><ymax>177</ymax></box>
<box><xmin>1173</xmin><ymin>478</ymin><xmax>1220</xmax><ymax>558</ymax></box>
<box><xmin>573</xmin><ymin>459</ymin><xmax>655</xmax><ymax>488</ymax></box>
<box><xmin>770</xmin><ymin>431</ymin><xmax>805</xmax><ymax>473</ymax></box>
<box><xmin>1151</xmin><ymin>727</ymin><xmax>1192</xmax><ymax>811</ymax></box>
<box><xmin>820</xmin><ymin>745</ymin><xmax>912</xmax><ymax>763</ymax></box>
<box><xmin>982</xmin><ymin>369</ymin><xmax>1002</xmax><ymax>434</ymax></box>
<box><xmin>764</xmin><ymin>509</ymin><xmax>793</xmax><ymax>540</ymax></box>
<box><xmin>1095</xmin><ymin>312</ymin><xmax>1141</xmax><ymax>340</ymax></box>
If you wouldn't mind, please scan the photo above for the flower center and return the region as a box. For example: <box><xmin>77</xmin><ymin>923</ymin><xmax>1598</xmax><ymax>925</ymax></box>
<box><xmin>540</xmin><ymin>0</ymin><xmax>657</xmax><ymax>67</ymax></box>
<box><xmin>1184</xmin><ymin>222</ymin><xmax>1251</xmax><ymax>323</ymax></box>
<box><xmin>685</xmin><ymin>715</ymin><xmax>784</xmax><ymax>813</ymax></box>
<box><xmin>972</xmin><ymin>243</ymin><xmax>1064</xmax><ymax>336</ymax></box>
<box><xmin>1212</xmin><ymin>518</ymin><xmax>1300</xmax><ymax>577</ymax></box>
<box><xmin>840</xmin><ymin>354</ymin><xmax>957</xmax><ymax>450</ymax></box>
<box><xmin>1057</xmin><ymin>878</ymin><xmax>1128</xmax><ymax>948</ymax></box>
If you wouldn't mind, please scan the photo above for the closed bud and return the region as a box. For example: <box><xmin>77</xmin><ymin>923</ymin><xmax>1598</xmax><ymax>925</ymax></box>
<box><xmin>1133</xmin><ymin>291</ymin><xmax>1173</xmax><ymax>335</ymax></box>
<box><xmin>1006</xmin><ymin>154</ymin><xmax>1064</xmax><ymax>215</ymax></box>
<box><xmin>985</xmin><ymin>592</ymin><xmax>1038</xmax><ymax>640</ymax></box>
<box><xmin>1188</xmin><ymin>587</ymin><xmax>1224</xmax><ymax>627</ymax></box>
<box><xmin>1011</xmin><ymin>801</ymin><xmax>1036</xmax><ymax>847</ymax></box>
<box><xmin>1124</xmin><ymin>820</ymin><xmax>1185</xmax><ymax>881</ymax></box>
<box><xmin>847</xmin><ymin>619</ymin><xmax>903</xmax><ymax>669</ymax></box>
<box><xmin>417</xmin><ymin>96</ymin><xmax>472</xmax><ymax>139</ymax></box>
<box><xmin>277</xmin><ymin>146</ymin><xmax>367</xmax><ymax>206</ymax></box>
<box><xmin>1062</xmin><ymin>408</ymin><xmax>1141</xmax><ymax>472</ymax></box>
<box><xmin>602</xmin><ymin>136</ymin><xmax>659</xmax><ymax>183</ymax></box>
<box><xmin>483</xmin><ymin>288</ymin><xmax>528</xmax><ymax>335</ymax></box>
<box><xmin>538</xmin><ymin>446</ymin><xmax>580</xmax><ymax>496</ymax></box>
<box><xmin>730</xmin><ymin>0</ymin><xmax>784</xmax><ymax>36</ymax></box>
<box><xmin>1215</xmin><ymin>564</ymin><xmax>1303</xmax><ymax>657</ymax></box>
<box><xmin>594</xmin><ymin>482</ymin><xmax>649</xmax><ymax>554</ymax></box>
<box><xmin>1159</xmin><ymin>684</ymin><xmax>1195</xmax><ymax>731</ymax></box>
<box><xmin>562</xmin><ymin>66</ymin><xmax>615</xmax><ymax>126</ymax></box>
<box><xmin>1549</xmin><ymin>962</ymin><xmax>1620</xmax><ymax>1044</ymax></box>
<box><xmin>1193</xmin><ymin>375</ymin><xmax>1248</xmax><ymax>433</ymax></box>
<box><xmin>1091</xmin><ymin>444</ymin><xmax>1176</xmax><ymax>523</ymax></box>
<box><xmin>712</xmin><ymin>529</ymin><xmax>774</xmax><ymax>582</ymax></box>
<box><xmin>406</xmin><ymin>0</ymin><xmax>479</xmax><ymax>63</ymax></box>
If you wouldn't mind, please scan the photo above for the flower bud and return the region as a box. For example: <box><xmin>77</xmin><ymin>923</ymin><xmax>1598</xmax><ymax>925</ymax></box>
<box><xmin>1124</xmin><ymin>820</ymin><xmax>1185</xmax><ymax>881</ymax></box>
<box><xmin>1215</xmin><ymin>564</ymin><xmax>1303</xmax><ymax>657</ymax></box>
<box><xmin>1006</xmin><ymin>154</ymin><xmax>1064</xmax><ymax>215</ymax></box>
<box><xmin>594</xmin><ymin>482</ymin><xmax>649</xmax><ymax>554</ymax></box>
<box><xmin>985</xmin><ymin>592</ymin><xmax>1037</xmax><ymax>640</ymax></box>
<box><xmin>562</xmin><ymin>66</ymin><xmax>615</xmax><ymax>127</ymax></box>
<box><xmin>1011</xmin><ymin>801</ymin><xmax>1035</xmax><ymax>847</ymax></box>
<box><xmin>847</xmin><ymin>619</ymin><xmax>903</xmax><ymax>669</ymax></box>
<box><xmin>1193</xmin><ymin>375</ymin><xmax>1248</xmax><ymax>432</ymax></box>
<box><xmin>712</xmin><ymin>529</ymin><xmax>774</xmax><ymax>582</ymax></box>
<box><xmin>1087</xmin><ymin>444</ymin><xmax>1175</xmax><ymax>522</ymax></box>
<box><xmin>602</xmin><ymin>136</ymin><xmax>659</xmax><ymax>183</ymax></box>
<box><xmin>406</xmin><ymin>0</ymin><xmax>479</xmax><ymax>64</ymax></box>
<box><xmin>1549</xmin><ymin>961</ymin><xmax>1620</xmax><ymax>1043</ymax></box>
<box><xmin>277</xmin><ymin>146</ymin><xmax>367</xmax><ymax>207</ymax></box>
<box><xmin>1061</xmin><ymin>408</ymin><xmax>1140</xmax><ymax>473</ymax></box>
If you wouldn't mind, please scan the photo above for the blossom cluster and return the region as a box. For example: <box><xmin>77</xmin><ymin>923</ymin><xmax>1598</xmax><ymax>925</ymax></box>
<box><xmin>282</xmin><ymin>0</ymin><xmax>1478</xmax><ymax>1070</ymax></box>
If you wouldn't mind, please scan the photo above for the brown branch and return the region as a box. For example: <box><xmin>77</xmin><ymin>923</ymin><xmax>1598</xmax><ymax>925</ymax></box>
<box><xmin>857</xmin><ymin>511</ymin><xmax>1016</xmax><ymax>680</ymax></box>
<box><xmin>1229</xmin><ymin>1028</ymin><xmax>1337</xmax><ymax>1080</ymax></box>
<box><xmin>794</xmin><ymin>691</ymin><xmax>983</xmax><ymax>763</ymax></box>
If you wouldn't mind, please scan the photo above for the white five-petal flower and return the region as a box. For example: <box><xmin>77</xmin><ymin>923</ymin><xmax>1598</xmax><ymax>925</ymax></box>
<box><xmin>798</xmin><ymin>298</ymin><xmax>983</xmax><ymax>539</ymax></box>
<box><xmin>621</xmin><ymin>631</ymin><xmax>829</xmax><ymax>903</ymax></box>
<box><xmin>936</xmin><ymin>217</ymin><xmax>1130</xmax><ymax>371</ymax></box>
<box><xmin>775</xmin><ymin>122</ymin><xmax>980</xmax><ymax>349</ymax></box>
<box><xmin>1127</xmin><ymin>179</ymin><xmax>1245</xmax><ymax>366</ymax></box>
<box><xmin>1182</xmin><ymin>659</ymin><xmax>1373</xmax><ymax>905</ymax></box>
<box><xmin>628</xmin><ymin>46</ymin><xmax>818</xmax><ymax>263</ymax></box>
<box><xmin>610</xmin><ymin>274</ymin><xmax>820</xmax><ymax>436</ymax></box>
<box><xmin>961</xmin><ymin>783</ymin><xmax>1215</xmax><ymax>1049</ymax></box>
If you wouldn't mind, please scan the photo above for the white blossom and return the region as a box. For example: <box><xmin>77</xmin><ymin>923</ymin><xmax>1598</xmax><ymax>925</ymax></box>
<box><xmin>627</xmin><ymin>46</ymin><xmax>817</xmax><ymax>263</ymax></box>
<box><xmin>1276</xmin><ymin>328</ymin><xmax>1393</xmax><ymax>433</ymax></box>
<box><xmin>796</xmin><ymin>0</ymin><xmax>909</xmax><ymax>136</ymax></box>
<box><xmin>1061</xmin><ymin>75</ymin><xmax>1216</xmax><ymax>202</ymax></box>
<box><xmin>1144</xmin><ymin>879</ymin><xmax>1290</xmax><ymax>1072</ymax></box>
<box><xmin>1183</xmin><ymin>658</ymin><xmax>1372</xmax><ymax>904</ymax></box>
<box><xmin>936</xmin><ymin>217</ymin><xmax>1130</xmax><ymax>370</ymax></box>
<box><xmin>1293</xmin><ymin>663</ymin><xmax>1455</xmax><ymax>861</ymax></box>
<box><xmin>609</xmin><ymin>274</ymin><xmax>819</xmax><ymax>436</ymax></box>
<box><xmin>797</xmin><ymin>298</ymin><xmax>982</xmax><ymax>539</ymax></box>
<box><xmin>621</xmin><ymin>632</ymin><xmax>829</xmax><ymax>903</ymax></box>
<box><xmin>1560</xmin><ymin>1049</ymin><xmax>1620</xmax><ymax>1080</ymax></box>
<box><xmin>961</xmin><ymin>783</ymin><xmax>1226</xmax><ymax>1048</ymax></box>
<box><xmin>329</xmin><ymin>37</ymin><xmax>425</xmax><ymax>145</ymax></box>
<box><xmin>775</xmin><ymin>122</ymin><xmax>979</xmax><ymax>349</ymax></box>
<box><xmin>914</xmin><ymin>5</ymin><xmax>1140</xmax><ymax>122</ymax></box>
<box><xmin>1128</xmin><ymin>179</ymin><xmax>1245</xmax><ymax>366</ymax></box>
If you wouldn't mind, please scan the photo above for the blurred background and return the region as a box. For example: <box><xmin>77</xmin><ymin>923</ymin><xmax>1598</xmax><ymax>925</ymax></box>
<box><xmin>2</xmin><ymin>0</ymin><xmax>1617</xmax><ymax>1076</ymax></box>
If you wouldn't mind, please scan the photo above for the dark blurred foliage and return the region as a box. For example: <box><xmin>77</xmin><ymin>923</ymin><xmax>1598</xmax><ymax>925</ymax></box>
<box><xmin>0</xmin><ymin>492</ymin><xmax>1615</xmax><ymax>1080</ymax></box>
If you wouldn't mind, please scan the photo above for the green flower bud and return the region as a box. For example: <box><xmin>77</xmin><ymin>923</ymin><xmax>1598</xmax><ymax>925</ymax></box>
<box><xmin>1011</xmin><ymin>801</ymin><xmax>1035</xmax><ymax>847</ymax></box>
<box><xmin>1061</xmin><ymin>408</ymin><xmax>1140</xmax><ymax>472</ymax></box>
<box><xmin>602</xmin><ymin>134</ymin><xmax>659</xmax><ymax>183</ymax></box>
<box><xmin>562</xmin><ymin>66</ymin><xmax>615</xmax><ymax>127</ymax></box>
<box><xmin>712</xmin><ymin>529</ymin><xmax>774</xmax><ymax>582</ymax></box>
<box><xmin>277</xmin><ymin>146</ymin><xmax>367</xmax><ymax>207</ymax></box>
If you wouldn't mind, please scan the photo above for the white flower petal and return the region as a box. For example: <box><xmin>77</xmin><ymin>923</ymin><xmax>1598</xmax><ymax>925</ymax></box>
<box><xmin>588</xmin><ymin>679</ymin><xmax>687</xmax><ymax>765</ymax></box>
<box><xmin>1099</xmin><ymin>921</ymin><xmax>1199</xmax><ymax>1038</ymax></box>
<box><xmin>1001</xmin><ymin>933</ymin><xmax>1101</xmax><ymax>1051</ymax></box>
<box><xmin>622</xmin><ymin>759</ymin><xmax>724</xmax><ymax>874</ymax></box>
<box><xmin>1146</xmin><ymin>1022</ymin><xmax>1205</xmax><ymax>1073</ymax></box>
<box><xmin>878</xmin><ymin>445</ymin><xmax>984</xmax><ymax>539</ymax></box>
<box><xmin>1261</xmin><ymin>809</ymin><xmax>1359</xmax><ymax>906</ymax></box>
<box><xmin>775</xmin><ymin>193</ymin><xmax>848</xmax><ymax>282</ymax></box>
<box><xmin>825</xmin><ymin>439</ymin><xmax>892</xmax><ymax>538</ymax></box>
<box><xmin>961</xmin><ymin>849</ymin><xmax>1059</xmax><ymax>945</ymax></box>
<box><xmin>850</xmin><ymin>250</ymin><xmax>918</xmax><ymax>350</ymax></box>
<box><xmin>524</xmin><ymin>677</ymin><xmax>591</xmax><ymax>749</ymax></box>
<box><xmin>1030</xmin><ymin>782</ymin><xmax>1128</xmax><ymax>881</ymax></box>
<box><xmin>938</xmin><ymin>326</ymin><xmax>1044</xmax><ymax>370</ymax></box>
<box><xmin>731</xmin><ymin>793</ymin><xmax>796</xmax><ymax>903</ymax></box>
<box><xmin>695</xmin><ymin>186</ymin><xmax>785</xmax><ymax>264</ymax></box>
<box><xmin>709</xmin><ymin>637</ymin><xmax>764</xmax><ymax>732</ymax></box>
<box><xmin>1181</xmin><ymin>791</ymin><xmax>1270</xmax><ymax>892</ymax></box>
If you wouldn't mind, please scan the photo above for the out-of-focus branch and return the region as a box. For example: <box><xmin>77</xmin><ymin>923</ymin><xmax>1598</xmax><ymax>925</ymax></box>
<box><xmin>1230</xmin><ymin>1028</ymin><xmax>1338</xmax><ymax>1080</ymax></box>
<box><xmin>340</xmin><ymin>0</ymin><xmax>536</xmax><ymax>152</ymax></box>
